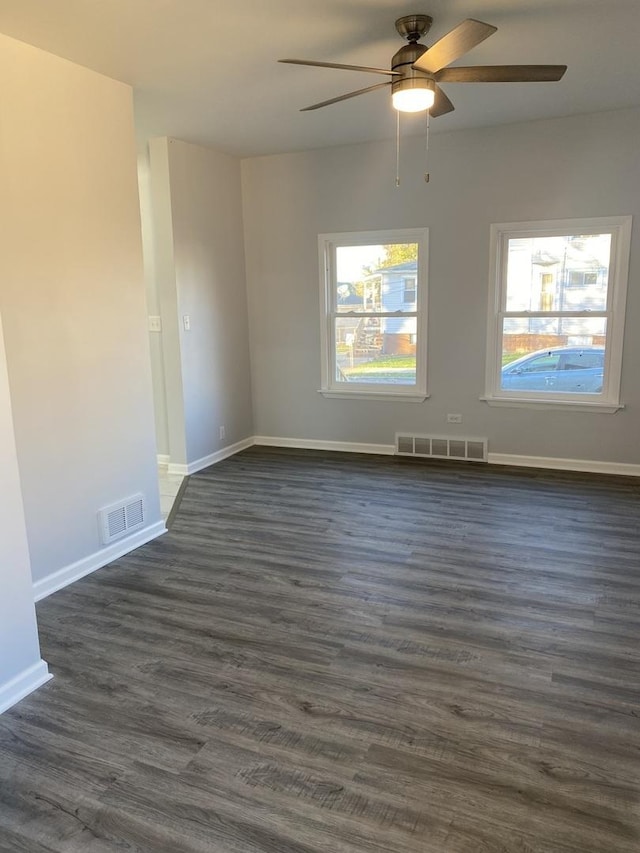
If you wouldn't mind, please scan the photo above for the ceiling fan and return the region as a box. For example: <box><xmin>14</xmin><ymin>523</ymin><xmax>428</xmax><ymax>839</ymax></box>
<box><xmin>279</xmin><ymin>14</ymin><xmax>567</xmax><ymax>116</ymax></box>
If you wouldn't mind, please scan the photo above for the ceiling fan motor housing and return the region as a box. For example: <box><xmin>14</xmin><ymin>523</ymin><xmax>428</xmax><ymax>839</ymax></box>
<box><xmin>391</xmin><ymin>42</ymin><xmax>434</xmax><ymax>100</ymax></box>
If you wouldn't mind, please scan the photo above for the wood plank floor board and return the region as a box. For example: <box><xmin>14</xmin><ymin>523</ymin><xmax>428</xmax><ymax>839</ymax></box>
<box><xmin>0</xmin><ymin>826</ymin><xmax>64</xmax><ymax>853</ymax></box>
<box><xmin>360</xmin><ymin>743</ymin><xmax>638</xmax><ymax>852</ymax></box>
<box><xmin>0</xmin><ymin>753</ymin><xmax>118</xmax><ymax>852</ymax></box>
<box><xmin>176</xmin><ymin>734</ymin><xmax>454</xmax><ymax>852</ymax></box>
<box><xmin>3</xmin><ymin>651</ymin><xmax>211</xmax><ymax>778</ymax></box>
<box><xmin>2</xmin><ymin>447</ymin><xmax>639</xmax><ymax>851</ymax></box>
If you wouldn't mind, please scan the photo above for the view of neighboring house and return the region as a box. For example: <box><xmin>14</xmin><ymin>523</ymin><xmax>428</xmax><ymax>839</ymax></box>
<box><xmin>336</xmin><ymin>261</ymin><xmax>418</xmax><ymax>359</ymax></box>
<box><xmin>373</xmin><ymin>260</ymin><xmax>418</xmax><ymax>355</ymax></box>
<box><xmin>504</xmin><ymin>234</ymin><xmax>609</xmax><ymax>352</ymax></box>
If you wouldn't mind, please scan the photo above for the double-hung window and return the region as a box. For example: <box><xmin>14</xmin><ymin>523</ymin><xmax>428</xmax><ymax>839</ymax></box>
<box><xmin>484</xmin><ymin>216</ymin><xmax>631</xmax><ymax>411</ymax></box>
<box><xmin>318</xmin><ymin>228</ymin><xmax>428</xmax><ymax>401</ymax></box>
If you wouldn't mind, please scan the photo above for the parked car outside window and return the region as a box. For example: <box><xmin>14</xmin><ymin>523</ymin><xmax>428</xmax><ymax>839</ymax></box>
<box><xmin>500</xmin><ymin>346</ymin><xmax>604</xmax><ymax>394</ymax></box>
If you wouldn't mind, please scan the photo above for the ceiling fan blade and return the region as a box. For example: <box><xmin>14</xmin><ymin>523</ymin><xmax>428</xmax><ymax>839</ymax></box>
<box><xmin>413</xmin><ymin>19</ymin><xmax>497</xmax><ymax>74</ymax></box>
<box><xmin>300</xmin><ymin>81</ymin><xmax>391</xmax><ymax>111</ymax></box>
<box><xmin>279</xmin><ymin>59</ymin><xmax>400</xmax><ymax>77</ymax></box>
<box><xmin>430</xmin><ymin>85</ymin><xmax>455</xmax><ymax>118</ymax></box>
<box><xmin>436</xmin><ymin>65</ymin><xmax>567</xmax><ymax>83</ymax></box>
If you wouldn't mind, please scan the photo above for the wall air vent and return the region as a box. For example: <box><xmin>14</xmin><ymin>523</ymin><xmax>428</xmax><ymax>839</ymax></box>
<box><xmin>395</xmin><ymin>433</ymin><xmax>488</xmax><ymax>463</ymax></box>
<box><xmin>98</xmin><ymin>494</ymin><xmax>146</xmax><ymax>545</ymax></box>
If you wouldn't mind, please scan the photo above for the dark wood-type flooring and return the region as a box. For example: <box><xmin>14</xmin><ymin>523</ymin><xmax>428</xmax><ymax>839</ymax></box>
<box><xmin>2</xmin><ymin>446</ymin><xmax>640</xmax><ymax>852</ymax></box>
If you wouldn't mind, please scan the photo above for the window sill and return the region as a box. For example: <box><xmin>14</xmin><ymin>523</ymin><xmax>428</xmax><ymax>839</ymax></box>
<box><xmin>319</xmin><ymin>389</ymin><xmax>429</xmax><ymax>403</ymax></box>
<box><xmin>480</xmin><ymin>395</ymin><xmax>624</xmax><ymax>414</ymax></box>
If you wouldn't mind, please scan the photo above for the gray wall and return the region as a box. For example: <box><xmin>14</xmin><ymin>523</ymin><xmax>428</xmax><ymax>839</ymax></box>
<box><xmin>0</xmin><ymin>33</ymin><xmax>162</xmax><ymax>587</ymax></box>
<box><xmin>149</xmin><ymin>138</ymin><xmax>254</xmax><ymax>466</ymax></box>
<box><xmin>241</xmin><ymin>107</ymin><xmax>640</xmax><ymax>464</ymax></box>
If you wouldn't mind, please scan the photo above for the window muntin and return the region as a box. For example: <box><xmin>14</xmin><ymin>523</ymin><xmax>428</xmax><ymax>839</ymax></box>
<box><xmin>319</xmin><ymin>229</ymin><xmax>428</xmax><ymax>399</ymax></box>
<box><xmin>486</xmin><ymin>217</ymin><xmax>631</xmax><ymax>409</ymax></box>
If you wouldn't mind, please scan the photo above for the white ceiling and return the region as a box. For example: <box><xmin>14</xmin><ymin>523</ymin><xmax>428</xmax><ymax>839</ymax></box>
<box><xmin>0</xmin><ymin>0</ymin><xmax>639</xmax><ymax>158</ymax></box>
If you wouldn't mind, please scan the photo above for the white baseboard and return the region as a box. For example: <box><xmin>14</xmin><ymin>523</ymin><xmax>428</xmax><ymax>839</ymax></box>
<box><xmin>253</xmin><ymin>437</ymin><xmax>639</xmax><ymax>475</ymax></box>
<box><xmin>0</xmin><ymin>659</ymin><xmax>52</xmax><ymax>715</ymax></box>
<box><xmin>33</xmin><ymin>520</ymin><xmax>167</xmax><ymax>602</ymax></box>
<box><xmin>168</xmin><ymin>437</ymin><xmax>255</xmax><ymax>476</ymax></box>
<box><xmin>253</xmin><ymin>435</ymin><xmax>395</xmax><ymax>456</ymax></box>
<box><xmin>157</xmin><ymin>454</ymin><xmax>170</xmax><ymax>467</ymax></box>
<box><xmin>488</xmin><ymin>453</ymin><xmax>640</xmax><ymax>477</ymax></box>
<box><xmin>166</xmin><ymin>462</ymin><xmax>189</xmax><ymax>476</ymax></box>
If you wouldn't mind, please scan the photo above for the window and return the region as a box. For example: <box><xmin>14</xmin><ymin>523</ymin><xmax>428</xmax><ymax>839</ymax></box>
<box><xmin>403</xmin><ymin>277</ymin><xmax>417</xmax><ymax>304</ymax></box>
<box><xmin>567</xmin><ymin>270</ymin><xmax>599</xmax><ymax>288</ymax></box>
<box><xmin>318</xmin><ymin>228</ymin><xmax>428</xmax><ymax>400</ymax></box>
<box><xmin>485</xmin><ymin>217</ymin><xmax>631</xmax><ymax>411</ymax></box>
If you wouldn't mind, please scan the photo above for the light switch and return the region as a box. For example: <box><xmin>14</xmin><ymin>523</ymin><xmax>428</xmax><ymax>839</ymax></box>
<box><xmin>183</xmin><ymin>315</ymin><xmax>191</xmax><ymax>331</ymax></box>
<box><xmin>148</xmin><ymin>315</ymin><xmax>162</xmax><ymax>332</ymax></box>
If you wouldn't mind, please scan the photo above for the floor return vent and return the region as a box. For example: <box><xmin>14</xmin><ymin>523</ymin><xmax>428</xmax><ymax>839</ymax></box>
<box><xmin>396</xmin><ymin>433</ymin><xmax>488</xmax><ymax>463</ymax></box>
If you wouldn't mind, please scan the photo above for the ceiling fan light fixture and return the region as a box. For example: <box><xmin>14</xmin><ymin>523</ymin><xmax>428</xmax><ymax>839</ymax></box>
<box><xmin>391</xmin><ymin>78</ymin><xmax>435</xmax><ymax>112</ymax></box>
<box><xmin>392</xmin><ymin>86</ymin><xmax>435</xmax><ymax>112</ymax></box>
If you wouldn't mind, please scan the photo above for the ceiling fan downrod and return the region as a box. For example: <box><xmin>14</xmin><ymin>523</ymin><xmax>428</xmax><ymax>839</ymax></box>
<box><xmin>394</xmin><ymin>14</ymin><xmax>433</xmax><ymax>43</ymax></box>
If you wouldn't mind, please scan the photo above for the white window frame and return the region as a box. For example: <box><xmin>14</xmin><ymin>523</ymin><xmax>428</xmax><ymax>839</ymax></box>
<box><xmin>483</xmin><ymin>216</ymin><xmax>632</xmax><ymax>413</ymax></box>
<box><xmin>318</xmin><ymin>228</ymin><xmax>429</xmax><ymax>401</ymax></box>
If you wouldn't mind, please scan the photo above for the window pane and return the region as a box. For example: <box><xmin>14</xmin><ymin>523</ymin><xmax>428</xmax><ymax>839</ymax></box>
<box><xmin>505</xmin><ymin>234</ymin><xmax>611</xmax><ymax>312</ymax></box>
<box><xmin>336</xmin><ymin>243</ymin><xmax>418</xmax><ymax>313</ymax></box>
<box><xmin>501</xmin><ymin>317</ymin><xmax>606</xmax><ymax>394</ymax></box>
<box><xmin>335</xmin><ymin>316</ymin><xmax>417</xmax><ymax>385</ymax></box>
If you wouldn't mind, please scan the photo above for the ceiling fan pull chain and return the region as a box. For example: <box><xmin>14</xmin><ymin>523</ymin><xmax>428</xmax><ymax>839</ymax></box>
<box><xmin>395</xmin><ymin>110</ymin><xmax>401</xmax><ymax>187</ymax></box>
<box><xmin>424</xmin><ymin>109</ymin><xmax>430</xmax><ymax>183</ymax></box>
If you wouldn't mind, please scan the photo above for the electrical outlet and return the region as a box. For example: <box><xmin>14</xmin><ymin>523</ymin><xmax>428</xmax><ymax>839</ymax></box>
<box><xmin>148</xmin><ymin>315</ymin><xmax>162</xmax><ymax>332</ymax></box>
<box><xmin>219</xmin><ymin>425</ymin><xmax>226</xmax><ymax>440</ymax></box>
<box><xmin>447</xmin><ymin>413</ymin><xmax>462</xmax><ymax>424</ymax></box>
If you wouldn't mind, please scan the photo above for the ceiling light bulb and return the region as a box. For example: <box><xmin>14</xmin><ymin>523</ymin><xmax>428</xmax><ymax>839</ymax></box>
<box><xmin>392</xmin><ymin>87</ymin><xmax>435</xmax><ymax>113</ymax></box>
